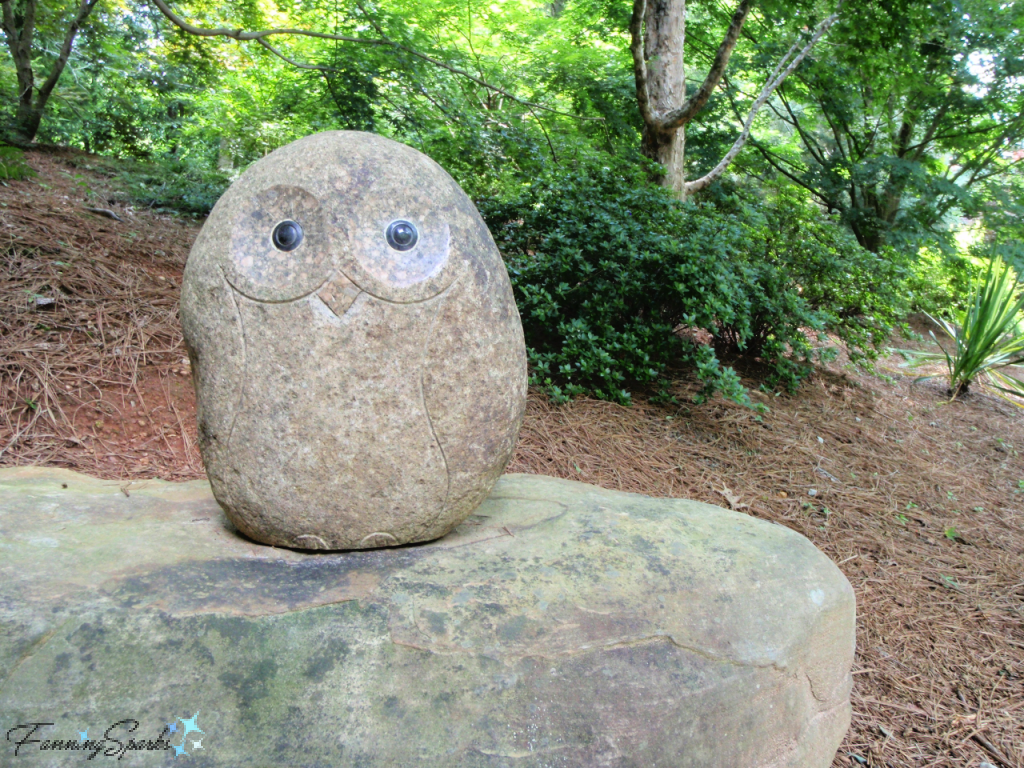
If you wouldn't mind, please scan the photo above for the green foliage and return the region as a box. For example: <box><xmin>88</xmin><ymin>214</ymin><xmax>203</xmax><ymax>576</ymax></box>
<box><xmin>706</xmin><ymin>182</ymin><xmax>912</xmax><ymax>366</ymax></box>
<box><xmin>20</xmin><ymin>0</ymin><xmax>641</xmax><ymax>189</ymax></box>
<box><xmin>744</xmin><ymin>0</ymin><xmax>1024</xmax><ymax>254</ymax></box>
<box><xmin>0</xmin><ymin>146</ymin><xmax>36</xmax><ymax>180</ymax></box>
<box><xmin>113</xmin><ymin>157</ymin><xmax>229</xmax><ymax>215</ymax></box>
<box><xmin>481</xmin><ymin>158</ymin><xmax>898</xmax><ymax>406</ymax></box>
<box><xmin>481</xmin><ymin>157</ymin><xmax>746</xmax><ymax>404</ymax></box>
<box><xmin>899</xmin><ymin>253</ymin><xmax>1024</xmax><ymax>403</ymax></box>
<box><xmin>906</xmin><ymin>248</ymin><xmax>982</xmax><ymax>315</ymax></box>
<box><xmin>70</xmin><ymin>153</ymin><xmax>229</xmax><ymax>215</ymax></box>
<box><xmin>118</xmin><ymin>160</ymin><xmax>229</xmax><ymax>215</ymax></box>
<box><xmin>3</xmin><ymin>0</ymin><xmax>1021</xmax><ymax>413</ymax></box>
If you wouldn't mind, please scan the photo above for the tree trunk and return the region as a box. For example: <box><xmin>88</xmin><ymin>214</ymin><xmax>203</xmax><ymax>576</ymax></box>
<box><xmin>547</xmin><ymin>0</ymin><xmax>568</xmax><ymax>18</ymax></box>
<box><xmin>639</xmin><ymin>0</ymin><xmax>687</xmax><ymax>194</ymax></box>
<box><xmin>13</xmin><ymin>99</ymin><xmax>43</xmax><ymax>145</ymax></box>
<box><xmin>218</xmin><ymin>137</ymin><xmax>234</xmax><ymax>172</ymax></box>
<box><xmin>641</xmin><ymin>125</ymin><xmax>686</xmax><ymax>196</ymax></box>
<box><xmin>1</xmin><ymin>0</ymin><xmax>98</xmax><ymax>145</ymax></box>
<box><xmin>848</xmin><ymin>183</ymin><xmax>904</xmax><ymax>253</ymax></box>
<box><xmin>2</xmin><ymin>0</ymin><xmax>38</xmax><ymax>144</ymax></box>
<box><xmin>630</xmin><ymin>0</ymin><xmax>834</xmax><ymax>200</ymax></box>
<box><xmin>851</xmin><ymin>225</ymin><xmax>883</xmax><ymax>254</ymax></box>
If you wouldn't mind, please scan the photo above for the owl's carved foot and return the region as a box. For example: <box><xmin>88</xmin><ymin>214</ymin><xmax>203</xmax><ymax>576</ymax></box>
<box><xmin>359</xmin><ymin>532</ymin><xmax>399</xmax><ymax>549</ymax></box>
<box><xmin>293</xmin><ymin>534</ymin><xmax>331</xmax><ymax>550</ymax></box>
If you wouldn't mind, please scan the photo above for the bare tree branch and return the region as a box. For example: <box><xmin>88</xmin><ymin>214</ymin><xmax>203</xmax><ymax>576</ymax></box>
<box><xmin>721</xmin><ymin>75</ymin><xmax>840</xmax><ymax>208</ymax></box>
<box><xmin>749</xmin><ymin>138</ymin><xmax>838</xmax><ymax>207</ymax></box>
<box><xmin>908</xmin><ymin>85</ymin><xmax>956</xmax><ymax>162</ymax></box>
<box><xmin>952</xmin><ymin>133</ymin><xmax>1015</xmax><ymax>185</ymax></box>
<box><xmin>149</xmin><ymin>0</ymin><xmax>601</xmax><ymax>121</ymax></box>
<box><xmin>965</xmin><ymin>152</ymin><xmax>1024</xmax><ymax>186</ymax></box>
<box><xmin>36</xmin><ymin>0</ymin><xmax>99</xmax><ymax>104</ymax></box>
<box><xmin>254</xmin><ymin>36</ymin><xmax>350</xmax><ymax>72</ymax></box>
<box><xmin>659</xmin><ymin>0</ymin><xmax>752</xmax><ymax>130</ymax></box>
<box><xmin>527</xmin><ymin>108</ymin><xmax>559</xmax><ymax>164</ymax></box>
<box><xmin>905</xmin><ymin>114</ymin><xmax>1024</xmax><ymax>153</ymax></box>
<box><xmin>150</xmin><ymin>0</ymin><xmax>364</xmax><ymax>43</ymax></box>
<box><xmin>684</xmin><ymin>12</ymin><xmax>839</xmax><ymax>194</ymax></box>
<box><xmin>819</xmin><ymin>98</ymin><xmax>854</xmax><ymax>161</ymax></box>
<box><xmin>776</xmin><ymin>87</ymin><xmax>829</xmax><ymax>166</ymax></box>
<box><xmin>628</xmin><ymin>0</ymin><xmax>655</xmax><ymax>127</ymax></box>
<box><xmin>413</xmin><ymin>82</ymin><xmax>459</xmax><ymax>123</ymax></box>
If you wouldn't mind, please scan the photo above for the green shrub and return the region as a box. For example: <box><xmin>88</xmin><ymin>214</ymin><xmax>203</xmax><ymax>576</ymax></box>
<box><xmin>480</xmin><ymin>162</ymin><xmax>911</xmax><ymax>406</ymax></box>
<box><xmin>0</xmin><ymin>146</ymin><xmax>37</xmax><ymax>180</ymax></box>
<box><xmin>69</xmin><ymin>154</ymin><xmax>229</xmax><ymax>215</ymax></box>
<box><xmin>114</xmin><ymin>158</ymin><xmax>229</xmax><ymax>215</ymax></box>
<box><xmin>906</xmin><ymin>246</ymin><xmax>982</xmax><ymax>316</ymax></box>
<box><xmin>480</xmin><ymin>160</ymin><xmax>818</xmax><ymax>406</ymax></box>
<box><xmin>740</xmin><ymin>184</ymin><xmax>912</xmax><ymax>364</ymax></box>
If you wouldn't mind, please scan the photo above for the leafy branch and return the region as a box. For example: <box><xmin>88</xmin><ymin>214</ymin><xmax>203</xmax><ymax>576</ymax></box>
<box><xmin>149</xmin><ymin>0</ymin><xmax>601</xmax><ymax>122</ymax></box>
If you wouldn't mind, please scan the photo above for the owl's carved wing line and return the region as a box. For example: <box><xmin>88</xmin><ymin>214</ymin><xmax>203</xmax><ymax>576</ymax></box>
<box><xmin>419</xmin><ymin>281</ymin><xmax>461</xmax><ymax>532</ymax></box>
<box><xmin>222</xmin><ymin>270</ymin><xmax>248</xmax><ymax>447</ymax></box>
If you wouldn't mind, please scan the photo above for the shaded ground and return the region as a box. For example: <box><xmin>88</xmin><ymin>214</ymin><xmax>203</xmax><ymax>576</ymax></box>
<box><xmin>0</xmin><ymin>150</ymin><xmax>201</xmax><ymax>478</ymax></box>
<box><xmin>1</xmin><ymin>150</ymin><xmax>1022</xmax><ymax>767</ymax></box>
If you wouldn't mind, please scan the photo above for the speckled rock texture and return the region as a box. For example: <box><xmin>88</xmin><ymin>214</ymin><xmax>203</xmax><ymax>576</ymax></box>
<box><xmin>180</xmin><ymin>131</ymin><xmax>528</xmax><ymax>550</ymax></box>
<box><xmin>0</xmin><ymin>468</ymin><xmax>855</xmax><ymax>767</ymax></box>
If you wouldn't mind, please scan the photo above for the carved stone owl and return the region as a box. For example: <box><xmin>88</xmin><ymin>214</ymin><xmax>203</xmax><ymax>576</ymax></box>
<box><xmin>180</xmin><ymin>131</ymin><xmax>527</xmax><ymax>550</ymax></box>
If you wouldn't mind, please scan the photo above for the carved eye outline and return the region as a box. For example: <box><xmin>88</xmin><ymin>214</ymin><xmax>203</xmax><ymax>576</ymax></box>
<box><xmin>385</xmin><ymin>219</ymin><xmax>418</xmax><ymax>252</ymax></box>
<box><xmin>272</xmin><ymin>219</ymin><xmax>304</xmax><ymax>252</ymax></box>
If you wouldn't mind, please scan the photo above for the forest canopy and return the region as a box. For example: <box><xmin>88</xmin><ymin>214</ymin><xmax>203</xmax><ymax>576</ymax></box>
<box><xmin>2</xmin><ymin>0</ymin><xmax>1022</xmax><ymax>403</ymax></box>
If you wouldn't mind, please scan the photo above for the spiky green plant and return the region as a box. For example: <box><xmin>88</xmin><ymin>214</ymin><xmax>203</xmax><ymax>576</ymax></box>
<box><xmin>898</xmin><ymin>253</ymin><xmax>1024</xmax><ymax>404</ymax></box>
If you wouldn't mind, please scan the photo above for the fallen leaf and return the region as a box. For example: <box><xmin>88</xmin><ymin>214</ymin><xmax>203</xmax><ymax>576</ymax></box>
<box><xmin>716</xmin><ymin>486</ymin><xmax>749</xmax><ymax>511</ymax></box>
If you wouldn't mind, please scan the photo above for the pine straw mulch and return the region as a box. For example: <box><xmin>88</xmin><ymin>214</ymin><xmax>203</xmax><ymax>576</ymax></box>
<box><xmin>0</xmin><ymin>150</ymin><xmax>202</xmax><ymax>478</ymax></box>
<box><xmin>2</xmin><ymin>150</ymin><xmax>1023</xmax><ymax>767</ymax></box>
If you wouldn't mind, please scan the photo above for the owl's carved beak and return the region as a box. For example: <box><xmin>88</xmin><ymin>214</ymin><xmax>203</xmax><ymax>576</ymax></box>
<box><xmin>316</xmin><ymin>272</ymin><xmax>362</xmax><ymax>318</ymax></box>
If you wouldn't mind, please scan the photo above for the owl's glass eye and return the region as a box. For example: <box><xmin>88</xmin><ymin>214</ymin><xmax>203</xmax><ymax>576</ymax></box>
<box><xmin>386</xmin><ymin>220</ymin><xmax>418</xmax><ymax>251</ymax></box>
<box><xmin>272</xmin><ymin>220</ymin><xmax>303</xmax><ymax>251</ymax></box>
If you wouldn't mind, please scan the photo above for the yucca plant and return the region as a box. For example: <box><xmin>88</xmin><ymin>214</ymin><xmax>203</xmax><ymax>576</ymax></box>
<box><xmin>898</xmin><ymin>253</ymin><xmax>1024</xmax><ymax>404</ymax></box>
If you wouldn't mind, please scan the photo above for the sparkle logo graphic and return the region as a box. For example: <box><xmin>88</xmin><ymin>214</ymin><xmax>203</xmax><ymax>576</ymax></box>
<box><xmin>168</xmin><ymin>712</ymin><xmax>205</xmax><ymax>758</ymax></box>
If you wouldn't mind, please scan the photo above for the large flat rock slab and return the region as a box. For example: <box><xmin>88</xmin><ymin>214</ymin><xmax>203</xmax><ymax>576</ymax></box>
<box><xmin>0</xmin><ymin>468</ymin><xmax>854</xmax><ymax>767</ymax></box>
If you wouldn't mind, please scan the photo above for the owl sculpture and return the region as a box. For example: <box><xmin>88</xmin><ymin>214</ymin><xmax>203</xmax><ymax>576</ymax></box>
<box><xmin>180</xmin><ymin>132</ymin><xmax>527</xmax><ymax>550</ymax></box>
